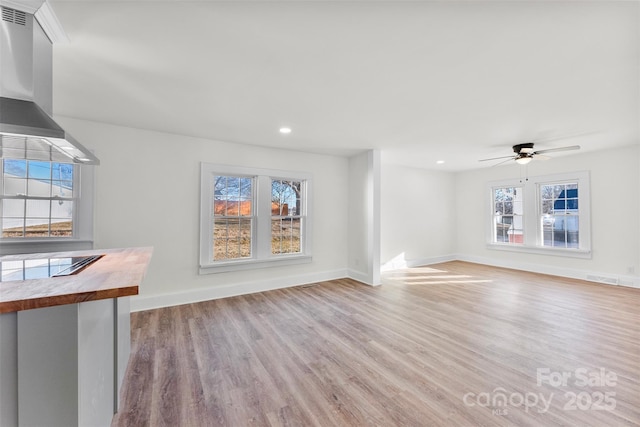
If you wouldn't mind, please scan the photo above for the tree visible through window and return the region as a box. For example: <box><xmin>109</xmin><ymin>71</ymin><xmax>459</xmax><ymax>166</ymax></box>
<box><xmin>271</xmin><ymin>179</ymin><xmax>302</xmax><ymax>254</ymax></box>
<box><xmin>213</xmin><ymin>175</ymin><xmax>253</xmax><ymax>261</ymax></box>
<box><xmin>1</xmin><ymin>159</ymin><xmax>75</xmax><ymax>238</ymax></box>
<box><xmin>201</xmin><ymin>163</ymin><xmax>311</xmax><ymax>272</ymax></box>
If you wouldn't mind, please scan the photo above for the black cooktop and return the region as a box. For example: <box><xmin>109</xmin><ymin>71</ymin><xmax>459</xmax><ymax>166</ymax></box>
<box><xmin>0</xmin><ymin>255</ymin><xmax>103</xmax><ymax>282</ymax></box>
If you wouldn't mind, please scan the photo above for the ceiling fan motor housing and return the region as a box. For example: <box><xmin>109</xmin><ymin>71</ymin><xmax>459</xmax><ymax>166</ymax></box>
<box><xmin>513</xmin><ymin>143</ymin><xmax>535</xmax><ymax>154</ymax></box>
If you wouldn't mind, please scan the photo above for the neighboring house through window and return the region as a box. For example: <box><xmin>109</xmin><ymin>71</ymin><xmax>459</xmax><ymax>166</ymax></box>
<box><xmin>540</xmin><ymin>183</ymin><xmax>579</xmax><ymax>249</ymax></box>
<box><xmin>492</xmin><ymin>186</ymin><xmax>523</xmax><ymax>244</ymax></box>
<box><xmin>1</xmin><ymin>159</ymin><xmax>76</xmax><ymax>238</ymax></box>
<box><xmin>487</xmin><ymin>171</ymin><xmax>590</xmax><ymax>258</ymax></box>
<box><xmin>0</xmin><ymin>156</ymin><xmax>94</xmax><ymax>255</ymax></box>
<box><xmin>200</xmin><ymin>163</ymin><xmax>312</xmax><ymax>273</ymax></box>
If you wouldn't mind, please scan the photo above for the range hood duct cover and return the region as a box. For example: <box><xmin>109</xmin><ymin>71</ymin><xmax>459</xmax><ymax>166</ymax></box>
<box><xmin>0</xmin><ymin>6</ymin><xmax>99</xmax><ymax>165</ymax></box>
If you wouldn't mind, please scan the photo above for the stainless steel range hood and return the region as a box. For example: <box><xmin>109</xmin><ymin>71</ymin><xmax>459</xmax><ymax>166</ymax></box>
<box><xmin>0</xmin><ymin>6</ymin><xmax>99</xmax><ymax>164</ymax></box>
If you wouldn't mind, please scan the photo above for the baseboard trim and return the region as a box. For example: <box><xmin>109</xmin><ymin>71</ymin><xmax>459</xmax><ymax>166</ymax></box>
<box><xmin>347</xmin><ymin>269</ymin><xmax>375</xmax><ymax>286</ymax></box>
<box><xmin>130</xmin><ymin>268</ymin><xmax>349</xmax><ymax>312</ymax></box>
<box><xmin>454</xmin><ymin>254</ymin><xmax>640</xmax><ymax>289</ymax></box>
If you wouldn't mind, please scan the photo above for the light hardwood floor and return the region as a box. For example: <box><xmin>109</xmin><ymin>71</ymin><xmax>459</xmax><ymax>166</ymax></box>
<box><xmin>112</xmin><ymin>261</ymin><xmax>640</xmax><ymax>426</ymax></box>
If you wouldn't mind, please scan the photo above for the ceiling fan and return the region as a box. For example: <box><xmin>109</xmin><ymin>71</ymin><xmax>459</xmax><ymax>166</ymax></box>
<box><xmin>479</xmin><ymin>143</ymin><xmax>581</xmax><ymax>166</ymax></box>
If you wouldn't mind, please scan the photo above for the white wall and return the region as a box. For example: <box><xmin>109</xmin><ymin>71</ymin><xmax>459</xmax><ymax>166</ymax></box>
<box><xmin>54</xmin><ymin>118</ymin><xmax>640</xmax><ymax>303</ymax></box>
<box><xmin>380</xmin><ymin>162</ymin><xmax>457</xmax><ymax>270</ymax></box>
<box><xmin>347</xmin><ymin>150</ymin><xmax>381</xmax><ymax>285</ymax></box>
<box><xmin>58</xmin><ymin>117</ymin><xmax>350</xmax><ymax>311</ymax></box>
<box><xmin>455</xmin><ymin>145</ymin><xmax>640</xmax><ymax>285</ymax></box>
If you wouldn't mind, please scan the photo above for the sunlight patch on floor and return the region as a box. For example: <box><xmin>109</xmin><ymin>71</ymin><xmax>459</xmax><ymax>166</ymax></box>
<box><xmin>382</xmin><ymin>266</ymin><xmax>493</xmax><ymax>286</ymax></box>
<box><xmin>406</xmin><ymin>279</ymin><xmax>493</xmax><ymax>285</ymax></box>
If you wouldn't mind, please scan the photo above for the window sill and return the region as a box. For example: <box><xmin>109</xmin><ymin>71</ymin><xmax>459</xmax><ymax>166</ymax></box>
<box><xmin>487</xmin><ymin>243</ymin><xmax>591</xmax><ymax>259</ymax></box>
<box><xmin>0</xmin><ymin>239</ymin><xmax>94</xmax><ymax>255</ymax></box>
<box><xmin>199</xmin><ymin>254</ymin><xmax>312</xmax><ymax>274</ymax></box>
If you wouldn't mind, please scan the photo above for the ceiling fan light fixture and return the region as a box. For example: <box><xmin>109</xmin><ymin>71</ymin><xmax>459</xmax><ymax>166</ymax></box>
<box><xmin>515</xmin><ymin>156</ymin><xmax>532</xmax><ymax>165</ymax></box>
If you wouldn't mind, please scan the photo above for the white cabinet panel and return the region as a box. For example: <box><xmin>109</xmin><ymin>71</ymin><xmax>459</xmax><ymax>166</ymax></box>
<box><xmin>17</xmin><ymin>300</ymin><xmax>116</xmax><ymax>427</ymax></box>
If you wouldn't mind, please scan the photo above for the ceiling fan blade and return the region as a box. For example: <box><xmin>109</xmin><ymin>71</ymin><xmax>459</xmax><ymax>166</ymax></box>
<box><xmin>534</xmin><ymin>145</ymin><xmax>580</xmax><ymax>155</ymax></box>
<box><xmin>529</xmin><ymin>130</ymin><xmax>600</xmax><ymax>144</ymax></box>
<box><xmin>479</xmin><ymin>155</ymin><xmax>515</xmax><ymax>162</ymax></box>
<box><xmin>492</xmin><ymin>158</ymin><xmax>515</xmax><ymax>167</ymax></box>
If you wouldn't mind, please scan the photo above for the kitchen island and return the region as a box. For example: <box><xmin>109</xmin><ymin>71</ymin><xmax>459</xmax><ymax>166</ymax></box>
<box><xmin>0</xmin><ymin>247</ymin><xmax>152</xmax><ymax>427</ymax></box>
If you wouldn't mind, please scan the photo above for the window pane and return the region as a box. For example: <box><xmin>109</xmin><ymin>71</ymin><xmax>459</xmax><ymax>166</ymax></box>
<box><xmin>212</xmin><ymin>175</ymin><xmax>253</xmax><ymax>261</ymax></box>
<box><xmin>493</xmin><ymin>187</ymin><xmax>522</xmax><ymax>244</ymax></box>
<box><xmin>52</xmin><ymin>163</ymin><xmax>73</xmax><ymax>181</ymax></box>
<box><xmin>213</xmin><ymin>218</ymin><xmax>251</xmax><ymax>261</ymax></box>
<box><xmin>540</xmin><ymin>183</ymin><xmax>578</xmax><ymax>248</ymax></box>
<box><xmin>1</xmin><ymin>160</ymin><xmax>76</xmax><ymax>240</ymax></box>
<box><xmin>271</xmin><ymin>179</ymin><xmax>303</xmax><ymax>255</ymax></box>
<box><xmin>50</xmin><ymin>219</ymin><xmax>73</xmax><ymax>237</ymax></box>
<box><xmin>51</xmin><ymin>200</ymin><xmax>73</xmax><ymax>219</ymax></box>
<box><xmin>52</xmin><ymin>181</ymin><xmax>74</xmax><ymax>198</ymax></box>
<box><xmin>496</xmin><ymin>221</ymin><xmax>510</xmax><ymax>243</ymax></box>
<box><xmin>213</xmin><ymin>175</ymin><xmax>252</xmax><ymax>217</ymax></box>
<box><xmin>26</xmin><ymin>200</ymin><xmax>50</xmax><ymax>218</ymax></box>
<box><xmin>3</xmin><ymin>159</ymin><xmax>27</xmax><ymax>178</ymax></box>
<box><xmin>28</xmin><ymin>161</ymin><xmax>51</xmax><ymax>179</ymax></box>
<box><xmin>272</xmin><ymin>180</ymin><xmax>301</xmax><ymax>216</ymax></box>
<box><xmin>3</xmin><ymin>177</ymin><xmax>26</xmax><ymax>196</ymax></box>
<box><xmin>272</xmin><ymin>218</ymin><xmax>301</xmax><ymax>254</ymax></box>
<box><xmin>24</xmin><ymin>218</ymin><xmax>49</xmax><ymax>237</ymax></box>
<box><xmin>3</xmin><ymin>199</ymin><xmax>24</xmax><ymax>217</ymax></box>
<box><xmin>547</xmin><ymin>216</ymin><xmax>579</xmax><ymax>248</ymax></box>
<box><xmin>3</xmin><ymin>198</ymin><xmax>25</xmax><ymax>237</ymax></box>
<box><xmin>2</xmin><ymin>216</ymin><xmax>24</xmax><ymax>237</ymax></box>
<box><xmin>239</xmin><ymin>177</ymin><xmax>252</xmax><ymax>200</ymax></box>
<box><xmin>27</xmin><ymin>178</ymin><xmax>51</xmax><ymax>197</ymax></box>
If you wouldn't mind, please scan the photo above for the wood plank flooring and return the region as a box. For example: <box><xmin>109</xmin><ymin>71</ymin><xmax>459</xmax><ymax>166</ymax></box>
<box><xmin>112</xmin><ymin>261</ymin><xmax>640</xmax><ymax>426</ymax></box>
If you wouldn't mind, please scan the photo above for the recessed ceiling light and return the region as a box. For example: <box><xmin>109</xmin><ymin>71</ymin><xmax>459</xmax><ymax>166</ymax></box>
<box><xmin>436</xmin><ymin>160</ymin><xmax>445</xmax><ymax>164</ymax></box>
<box><xmin>279</xmin><ymin>127</ymin><xmax>292</xmax><ymax>134</ymax></box>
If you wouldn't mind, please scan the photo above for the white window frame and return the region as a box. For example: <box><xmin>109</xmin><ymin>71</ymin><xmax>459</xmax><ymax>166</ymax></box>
<box><xmin>491</xmin><ymin>184</ymin><xmax>525</xmax><ymax>246</ymax></box>
<box><xmin>0</xmin><ymin>160</ymin><xmax>94</xmax><ymax>255</ymax></box>
<box><xmin>200</xmin><ymin>163</ymin><xmax>312</xmax><ymax>274</ymax></box>
<box><xmin>486</xmin><ymin>171</ymin><xmax>591</xmax><ymax>259</ymax></box>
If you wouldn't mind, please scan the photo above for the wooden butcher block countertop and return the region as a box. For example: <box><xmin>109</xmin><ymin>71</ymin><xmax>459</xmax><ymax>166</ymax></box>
<box><xmin>0</xmin><ymin>247</ymin><xmax>153</xmax><ymax>313</ymax></box>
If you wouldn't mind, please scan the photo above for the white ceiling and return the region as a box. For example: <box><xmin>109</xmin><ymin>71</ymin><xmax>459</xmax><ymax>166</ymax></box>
<box><xmin>48</xmin><ymin>1</ymin><xmax>639</xmax><ymax>171</ymax></box>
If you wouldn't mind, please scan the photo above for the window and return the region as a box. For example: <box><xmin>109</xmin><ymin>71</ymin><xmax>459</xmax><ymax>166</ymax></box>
<box><xmin>271</xmin><ymin>179</ymin><xmax>302</xmax><ymax>255</ymax></box>
<box><xmin>540</xmin><ymin>182</ymin><xmax>579</xmax><ymax>249</ymax></box>
<box><xmin>200</xmin><ymin>164</ymin><xmax>311</xmax><ymax>273</ymax></box>
<box><xmin>213</xmin><ymin>175</ymin><xmax>253</xmax><ymax>261</ymax></box>
<box><xmin>1</xmin><ymin>159</ymin><xmax>76</xmax><ymax>238</ymax></box>
<box><xmin>487</xmin><ymin>171</ymin><xmax>590</xmax><ymax>258</ymax></box>
<box><xmin>492</xmin><ymin>186</ymin><xmax>523</xmax><ymax>244</ymax></box>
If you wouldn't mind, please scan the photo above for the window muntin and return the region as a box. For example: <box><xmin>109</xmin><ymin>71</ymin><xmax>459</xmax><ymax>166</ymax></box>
<box><xmin>540</xmin><ymin>182</ymin><xmax>579</xmax><ymax>249</ymax></box>
<box><xmin>493</xmin><ymin>186</ymin><xmax>523</xmax><ymax>244</ymax></box>
<box><xmin>213</xmin><ymin>175</ymin><xmax>254</xmax><ymax>261</ymax></box>
<box><xmin>1</xmin><ymin>159</ymin><xmax>76</xmax><ymax>238</ymax></box>
<box><xmin>271</xmin><ymin>179</ymin><xmax>303</xmax><ymax>255</ymax></box>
